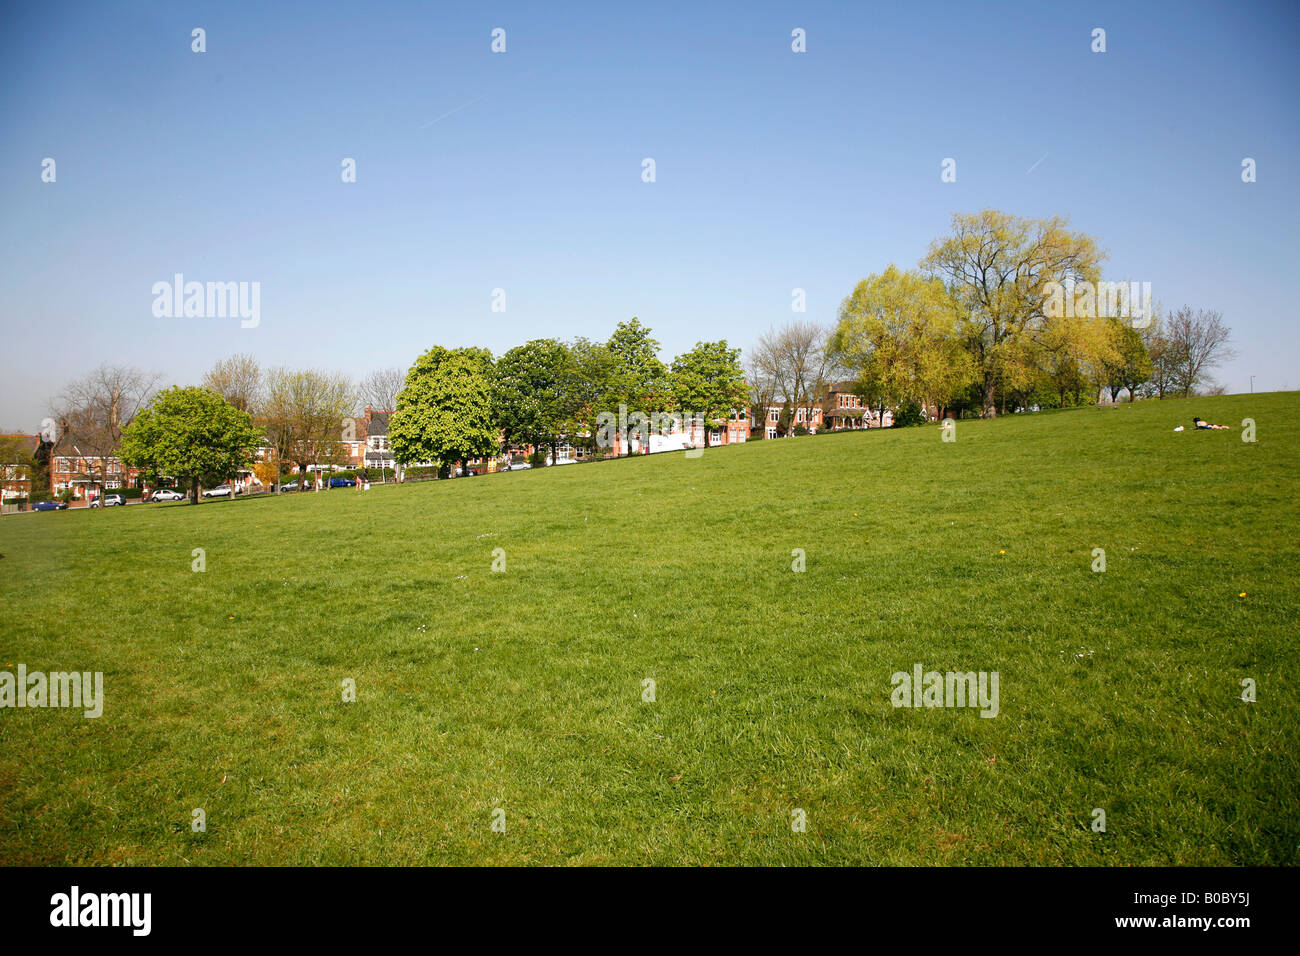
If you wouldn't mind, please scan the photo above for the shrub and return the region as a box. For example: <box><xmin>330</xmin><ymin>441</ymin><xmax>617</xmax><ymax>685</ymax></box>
<box><xmin>892</xmin><ymin>401</ymin><xmax>926</xmax><ymax>428</ymax></box>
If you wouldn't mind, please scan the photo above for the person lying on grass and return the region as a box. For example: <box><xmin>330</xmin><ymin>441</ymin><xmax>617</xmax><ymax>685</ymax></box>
<box><xmin>1193</xmin><ymin>416</ymin><xmax>1230</xmax><ymax>430</ymax></box>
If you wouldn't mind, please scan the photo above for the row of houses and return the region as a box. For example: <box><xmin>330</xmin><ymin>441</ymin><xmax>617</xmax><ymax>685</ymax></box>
<box><xmin>515</xmin><ymin>383</ymin><xmax>891</xmax><ymax>460</ymax></box>
<box><xmin>0</xmin><ymin>406</ymin><xmax>399</xmax><ymax>502</ymax></box>
<box><xmin>2</xmin><ymin>385</ymin><xmax>890</xmax><ymax>501</ymax></box>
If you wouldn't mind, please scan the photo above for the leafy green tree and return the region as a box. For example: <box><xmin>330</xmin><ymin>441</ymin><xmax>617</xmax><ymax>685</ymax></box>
<box><xmin>607</xmin><ymin>318</ymin><xmax>668</xmax><ymax>451</ymax></box>
<box><xmin>892</xmin><ymin>400</ymin><xmax>926</xmax><ymax>428</ymax></box>
<box><xmin>923</xmin><ymin>210</ymin><xmax>1104</xmax><ymax>417</ymax></box>
<box><xmin>669</xmin><ymin>340</ymin><xmax>748</xmax><ymax>446</ymax></box>
<box><xmin>120</xmin><ymin>387</ymin><xmax>260</xmax><ymax>503</ymax></box>
<box><xmin>390</xmin><ymin>346</ymin><xmax>497</xmax><ymax>479</ymax></box>
<box><xmin>0</xmin><ymin>435</ymin><xmax>39</xmax><ymax>505</ymax></box>
<box><xmin>1036</xmin><ymin>312</ymin><xmax>1120</xmax><ymax>408</ymax></box>
<box><xmin>1100</xmin><ymin>319</ymin><xmax>1153</xmax><ymax>401</ymax></box>
<box><xmin>560</xmin><ymin>337</ymin><xmax>620</xmax><ymax>458</ymax></box>
<box><xmin>495</xmin><ymin>339</ymin><xmax>571</xmax><ymax>466</ymax></box>
<box><xmin>830</xmin><ymin>264</ymin><xmax>974</xmax><ymax>423</ymax></box>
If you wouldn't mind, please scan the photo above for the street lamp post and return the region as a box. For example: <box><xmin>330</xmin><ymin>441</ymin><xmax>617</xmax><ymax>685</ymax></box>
<box><xmin>1250</xmin><ymin>375</ymin><xmax>1255</xmax><ymax>394</ymax></box>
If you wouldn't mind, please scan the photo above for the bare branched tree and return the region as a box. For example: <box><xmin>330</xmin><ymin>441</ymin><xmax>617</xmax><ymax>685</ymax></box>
<box><xmin>202</xmin><ymin>354</ymin><xmax>263</xmax><ymax>413</ymax></box>
<box><xmin>53</xmin><ymin>365</ymin><xmax>162</xmax><ymax>499</ymax></box>
<box><xmin>261</xmin><ymin>369</ymin><xmax>355</xmax><ymax>490</ymax></box>
<box><xmin>358</xmin><ymin>367</ymin><xmax>405</xmax><ymax>413</ymax></box>
<box><xmin>752</xmin><ymin>322</ymin><xmax>840</xmax><ymax>434</ymax></box>
<box><xmin>745</xmin><ymin>341</ymin><xmax>780</xmax><ymax>433</ymax></box>
<box><xmin>1164</xmin><ymin>306</ymin><xmax>1234</xmax><ymax>397</ymax></box>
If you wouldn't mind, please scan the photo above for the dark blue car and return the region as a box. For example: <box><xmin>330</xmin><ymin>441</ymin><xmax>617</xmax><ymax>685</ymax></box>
<box><xmin>32</xmin><ymin>500</ymin><xmax>68</xmax><ymax>511</ymax></box>
<box><xmin>328</xmin><ymin>478</ymin><xmax>355</xmax><ymax>488</ymax></box>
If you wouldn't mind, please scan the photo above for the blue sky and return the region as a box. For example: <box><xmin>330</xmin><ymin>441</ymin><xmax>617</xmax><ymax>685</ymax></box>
<box><xmin>2</xmin><ymin>0</ymin><xmax>1297</xmax><ymax>427</ymax></box>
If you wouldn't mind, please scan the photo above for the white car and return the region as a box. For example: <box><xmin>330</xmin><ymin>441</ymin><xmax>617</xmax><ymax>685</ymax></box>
<box><xmin>201</xmin><ymin>485</ymin><xmax>232</xmax><ymax>498</ymax></box>
<box><xmin>151</xmin><ymin>489</ymin><xmax>184</xmax><ymax>501</ymax></box>
<box><xmin>507</xmin><ymin>461</ymin><xmax>532</xmax><ymax>471</ymax></box>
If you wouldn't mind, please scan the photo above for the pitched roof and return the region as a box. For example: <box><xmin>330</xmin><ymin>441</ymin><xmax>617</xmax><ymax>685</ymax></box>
<box><xmin>51</xmin><ymin>427</ymin><xmax>116</xmax><ymax>456</ymax></box>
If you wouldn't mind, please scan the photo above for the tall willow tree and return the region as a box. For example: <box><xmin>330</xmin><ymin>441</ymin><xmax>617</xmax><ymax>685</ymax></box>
<box><xmin>830</xmin><ymin>265</ymin><xmax>974</xmax><ymax>421</ymax></box>
<box><xmin>923</xmin><ymin>210</ymin><xmax>1103</xmax><ymax>417</ymax></box>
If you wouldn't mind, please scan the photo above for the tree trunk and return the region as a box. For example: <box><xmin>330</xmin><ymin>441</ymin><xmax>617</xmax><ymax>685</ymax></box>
<box><xmin>982</xmin><ymin>375</ymin><xmax>997</xmax><ymax>418</ymax></box>
<box><xmin>190</xmin><ymin>477</ymin><xmax>199</xmax><ymax>505</ymax></box>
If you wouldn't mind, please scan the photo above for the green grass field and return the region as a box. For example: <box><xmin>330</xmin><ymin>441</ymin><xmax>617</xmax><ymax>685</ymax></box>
<box><xmin>2</xmin><ymin>393</ymin><xmax>1297</xmax><ymax>865</ymax></box>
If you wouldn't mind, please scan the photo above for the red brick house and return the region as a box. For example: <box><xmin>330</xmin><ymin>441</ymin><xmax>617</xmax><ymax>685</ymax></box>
<box><xmin>819</xmin><ymin>383</ymin><xmax>892</xmax><ymax>430</ymax></box>
<box><xmin>50</xmin><ymin>429</ymin><xmax>139</xmax><ymax>500</ymax></box>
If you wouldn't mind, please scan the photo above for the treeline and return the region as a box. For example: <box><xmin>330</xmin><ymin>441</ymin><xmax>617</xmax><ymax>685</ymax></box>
<box><xmin>26</xmin><ymin>208</ymin><xmax>1238</xmax><ymax>500</ymax></box>
<box><xmin>383</xmin><ymin>321</ymin><xmax>748</xmax><ymax>477</ymax></box>
<box><xmin>46</xmin><ymin>321</ymin><xmax>748</xmax><ymax>496</ymax></box>
<box><xmin>825</xmin><ymin>210</ymin><xmax>1235</xmax><ymax>420</ymax></box>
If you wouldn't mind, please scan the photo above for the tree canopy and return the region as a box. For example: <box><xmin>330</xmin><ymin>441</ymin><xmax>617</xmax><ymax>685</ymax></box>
<box><xmin>390</xmin><ymin>346</ymin><xmax>498</xmax><ymax>476</ymax></box>
<box><xmin>923</xmin><ymin>209</ymin><xmax>1104</xmax><ymax>417</ymax></box>
<box><xmin>831</xmin><ymin>265</ymin><xmax>974</xmax><ymax>418</ymax></box>
<box><xmin>494</xmin><ymin>339</ymin><xmax>571</xmax><ymax>463</ymax></box>
<box><xmin>120</xmin><ymin>386</ymin><xmax>260</xmax><ymax>502</ymax></box>
<box><xmin>670</xmin><ymin>340</ymin><xmax>748</xmax><ymax>445</ymax></box>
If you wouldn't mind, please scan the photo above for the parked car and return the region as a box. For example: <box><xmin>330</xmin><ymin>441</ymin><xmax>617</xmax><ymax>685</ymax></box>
<box><xmin>32</xmin><ymin>500</ymin><xmax>68</xmax><ymax>511</ymax></box>
<box><xmin>201</xmin><ymin>485</ymin><xmax>233</xmax><ymax>498</ymax></box>
<box><xmin>99</xmin><ymin>494</ymin><xmax>126</xmax><ymax>507</ymax></box>
<box><xmin>328</xmin><ymin>477</ymin><xmax>355</xmax><ymax>488</ymax></box>
<box><xmin>507</xmin><ymin>461</ymin><xmax>532</xmax><ymax>471</ymax></box>
<box><xmin>150</xmin><ymin>489</ymin><xmax>185</xmax><ymax>501</ymax></box>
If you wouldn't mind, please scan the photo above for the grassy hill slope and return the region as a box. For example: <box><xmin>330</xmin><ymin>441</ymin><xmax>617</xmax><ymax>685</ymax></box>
<box><xmin>1</xmin><ymin>392</ymin><xmax>1297</xmax><ymax>864</ymax></box>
